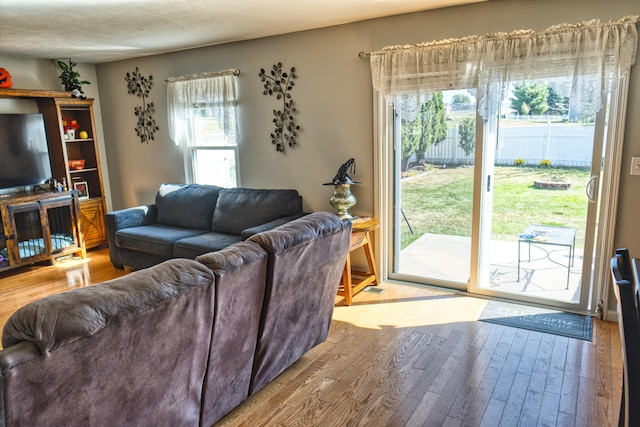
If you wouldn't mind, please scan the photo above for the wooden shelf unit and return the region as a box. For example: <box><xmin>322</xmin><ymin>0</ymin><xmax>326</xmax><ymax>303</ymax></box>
<box><xmin>38</xmin><ymin>97</ymin><xmax>107</xmax><ymax>248</ymax></box>
<box><xmin>0</xmin><ymin>89</ymin><xmax>108</xmax><ymax>249</ymax></box>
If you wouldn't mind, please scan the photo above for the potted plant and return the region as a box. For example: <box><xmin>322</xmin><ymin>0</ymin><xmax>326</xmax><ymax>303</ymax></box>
<box><xmin>56</xmin><ymin>59</ymin><xmax>90</xmax><ymax>97</ymax></box>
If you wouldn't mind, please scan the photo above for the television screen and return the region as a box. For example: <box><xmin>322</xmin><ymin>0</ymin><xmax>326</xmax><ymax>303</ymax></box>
<box><xmin>0</xmin><ymin>114</ymin><xmax>52</xmax><ymax>190</ymax></box>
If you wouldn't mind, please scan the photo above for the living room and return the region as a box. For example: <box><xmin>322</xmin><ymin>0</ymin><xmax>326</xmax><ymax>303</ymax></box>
<box><xmin>0</xmin><ymin>0</ymin><xmax>639</xmax><ymax>425</ymax></box>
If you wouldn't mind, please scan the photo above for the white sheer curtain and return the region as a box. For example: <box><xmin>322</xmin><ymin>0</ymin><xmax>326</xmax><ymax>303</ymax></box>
<box><xmin>369</xmin><ymin>16</ymin><xmax>638</xmax><ymax>120</ymax></box>
<box><xmin>166</xmin><ymin>70</ymin><xmax>239</xmax><ymax>147</ymax></box>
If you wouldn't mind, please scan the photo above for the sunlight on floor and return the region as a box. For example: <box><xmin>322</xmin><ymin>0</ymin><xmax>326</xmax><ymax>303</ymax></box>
<box><xmin>333</xmin><ymin>282</ymin><xmax>488</xmax><ymax>329</ymax></box>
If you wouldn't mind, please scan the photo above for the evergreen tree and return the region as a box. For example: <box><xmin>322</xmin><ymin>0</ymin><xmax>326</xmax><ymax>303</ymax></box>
<box><xmin>417</xmin><ymin>92</ymin><xmax>447</xmax><ymax>161</ymax></box>
<box><xmin>458</xmin><ymin>116</ymin><xmax>476</xmax><ymax>165</ymax></box>
<box><xmin>546</xmin><ymin>86</ymin><xmax>569</xmax><ymax>116</ymax></box>
<box><xmin>400</xmin><ymin>92</ymin><xmax>447</xmax><ymax>171</ymax></box>
<box><xmin>510</xmin><ymin>82</ymin><xmax>549</xmax><ymax>115</ymax></box>
<box><xmin>401</xmin><ymin>116</ymin><xmax>421</xmax><ymax>171</ymax></box>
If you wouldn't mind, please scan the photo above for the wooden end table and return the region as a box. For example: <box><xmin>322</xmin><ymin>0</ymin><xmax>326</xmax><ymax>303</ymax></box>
<box><xmin>337</xmin><ymin>217</ymin><xmax>380</xmax><ymax>306</ymax></box>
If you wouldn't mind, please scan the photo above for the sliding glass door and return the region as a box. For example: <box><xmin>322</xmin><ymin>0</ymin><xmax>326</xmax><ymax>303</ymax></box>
<box><xmin>470</xmin><ymin>78</ymin><xmax>603</xmax><ymax>312</ymax></box>
<box><xmin>390</xmin><ymin>79</ymin><xmax>605</xmax><ymax>312</ymax></box>
<box><xmin>392</xmin><ymin>89</ymin><xmax>476</xmax><ymax>289</ymax></box>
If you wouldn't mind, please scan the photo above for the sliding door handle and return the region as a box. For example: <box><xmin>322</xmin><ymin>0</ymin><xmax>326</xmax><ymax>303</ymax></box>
<box><xmin>586</xmin><ymin>175</ymin><xmax>598</xmax><ymax>202</ymax></box>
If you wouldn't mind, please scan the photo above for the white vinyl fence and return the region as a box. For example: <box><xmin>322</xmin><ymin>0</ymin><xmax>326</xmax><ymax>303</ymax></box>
<box><xmin>423</xmin><ymin>123</ymin><xmax>594</xmax><ymax>167</ymax></box>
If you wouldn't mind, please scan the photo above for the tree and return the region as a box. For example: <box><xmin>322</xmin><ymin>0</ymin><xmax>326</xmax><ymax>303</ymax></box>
<box><xmin>417</xmin><ymin>92</ymin><xmax>447</xmax><ymax>160</ymax></box>
<box><xmin>400</xmin><ymin>92</ymin><xmax>447</xmax><ymax>171</ymax></box>
<box><xmin>458</xmin><ymin>116</ymin><xmax>476</xmax><ymax>165</ymax></box>
<box><xmin>451</xmin><ymin>93</ymin><xmax>471</xmax><ymax>105</ymax></box>
<box><xmin>546</xmin><ymin>86</ymin><xmax>569</xmax><ymax>116</ymax></box>
<box><xmin>510</xmin><ymin>82</ymin><xmax>549</xmax><ymax>115</ymax></box>
<box><xmin>400</xmin><ymin>116</ymin><xmax>421</xmax><ymax>171</ymax></box>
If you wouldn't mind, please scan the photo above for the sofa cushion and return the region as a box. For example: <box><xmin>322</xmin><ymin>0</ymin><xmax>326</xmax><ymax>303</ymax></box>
<box><xmin>211</xmin><ymin>188</ymin><xmax>302</xmax><ymax>235</ymax></box>
<box><xmin>156</xmin><ymin>183</ymin><xmax>222</xmax><ymax>230</ymax></box>
<box><xmin>116</xmin><ymin>224</ymin><xmax>208</xmax><ymax>257</ymax></box>
<box><xmin>173</xmin><ymin>232</ymin><xmax>243</xmax><ymax>259</ymax></box>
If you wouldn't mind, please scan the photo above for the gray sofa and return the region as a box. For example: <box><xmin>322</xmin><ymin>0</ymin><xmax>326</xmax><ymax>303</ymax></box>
<box><xmin>106</xmin><ymin>183</ymin><xmax>305</xmax><ymax>270</ymax></box>
<box><xmin>0</xmin><ymin>212</ymin><xmax>351</xmax><ymax>427</ymax></box>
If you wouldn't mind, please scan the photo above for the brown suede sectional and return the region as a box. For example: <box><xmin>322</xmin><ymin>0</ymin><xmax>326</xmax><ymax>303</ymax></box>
<box><xmin>0</xmin><ymin>211</ymin><xmax>351</xmax><ymax>427</ymax></box>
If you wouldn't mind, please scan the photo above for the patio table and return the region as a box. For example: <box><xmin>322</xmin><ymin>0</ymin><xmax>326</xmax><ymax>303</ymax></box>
<box><xmin>517</xmin><ymin>224</ymin><xmax>576</xmax><ymax>289</ymax></box>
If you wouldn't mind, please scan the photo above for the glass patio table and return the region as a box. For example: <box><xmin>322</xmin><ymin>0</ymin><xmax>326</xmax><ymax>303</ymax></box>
<box><xmin>517</xmin><ymin>224</ymin><xmax>576</xmax><ymax>289</ymax></box>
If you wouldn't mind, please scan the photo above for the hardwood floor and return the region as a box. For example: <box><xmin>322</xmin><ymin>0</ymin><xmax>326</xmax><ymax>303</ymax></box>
<box><xmin>0</xmin><ymin>247</ymin><xmax>128</xmax><ymax>341</ymax></box>
<box><xmin>0</xmin><ymin>249</ymin><xmax>622</xmax><ymax>426</ymax></box>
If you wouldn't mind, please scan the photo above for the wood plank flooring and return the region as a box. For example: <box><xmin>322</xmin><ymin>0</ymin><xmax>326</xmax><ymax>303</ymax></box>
<box><xmin>0</xmin><ymin>248</ymin><xmax>622</xmax><ymax>426</ymax></box>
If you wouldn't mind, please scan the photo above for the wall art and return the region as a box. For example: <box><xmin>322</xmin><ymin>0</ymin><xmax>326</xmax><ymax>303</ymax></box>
<box><xmin>125</xmin><ymin>67</ymin><xmax>159</xmax><ymax>143</ymax></box>
<box><xmin>259</xmin><ymin>63</ymin><xmax>300</xmax><ymax>154</ymax></box>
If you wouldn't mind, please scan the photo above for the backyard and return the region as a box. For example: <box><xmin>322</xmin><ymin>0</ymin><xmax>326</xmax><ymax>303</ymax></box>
<box><xmin>400</xmin><ymin>166</ymin><xmax>591</xmax><ymax>249</ymax></box>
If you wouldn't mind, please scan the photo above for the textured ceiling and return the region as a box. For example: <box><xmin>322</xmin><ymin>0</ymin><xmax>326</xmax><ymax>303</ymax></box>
<box><xmin>0</xmin><ymin>0</ymin><xmax>485</xmax><ymax>64</ymax></box>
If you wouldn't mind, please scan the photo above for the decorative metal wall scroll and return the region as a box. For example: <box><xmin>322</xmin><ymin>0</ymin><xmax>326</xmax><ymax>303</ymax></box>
<box><xmin>125</xmin><ymin>67</ymin><xmax>159</xmax><ymax>143</ymax></box>
<box><xmin>259</xmin><ymin>63</ymin><xmax>300</xmax><ymax>154</ymax></box>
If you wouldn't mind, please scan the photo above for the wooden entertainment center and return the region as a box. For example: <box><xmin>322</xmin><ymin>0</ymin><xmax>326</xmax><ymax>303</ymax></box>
<box><xmin>0</xmin><ymin>88</ymin><xmax>108</xmax><ymax>270</ymax></box>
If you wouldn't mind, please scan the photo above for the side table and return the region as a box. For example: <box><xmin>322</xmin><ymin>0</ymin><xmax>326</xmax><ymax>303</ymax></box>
<box><xmin>517</xmin><ymin>224</ymin><xmax>576</xmax><ymax>289</ymax></box>
<box><xmin>337</xmin><ymin>217</ymin><xmax>380</xmax><ymax>306</ymax></box>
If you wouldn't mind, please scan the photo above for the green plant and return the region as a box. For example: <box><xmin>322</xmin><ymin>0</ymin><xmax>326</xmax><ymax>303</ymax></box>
<box><xmin>56</xmin><ymin>60</ymin><xmax>90</xmax><ymax>91</ymax></box>
<box><xmin>540</xmin><ymin>159</ymin><xmax>552</xmax><ymax>167</ymax></box>
<box><xmin>259</xmin><ymin>63</ymin><xmax>299</xmax><ymax>154</ymax></box>
<box><xmin>514</xmin><ymin>158</ymin><xmax>526</xmax><ymax>166</ymax></box>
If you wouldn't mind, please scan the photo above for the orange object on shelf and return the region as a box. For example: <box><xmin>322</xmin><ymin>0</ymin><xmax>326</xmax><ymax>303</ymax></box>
<box><xmin>68</xmin><ymin>159</ymin><xmax>85</xmax><ymax>170</ymax></box>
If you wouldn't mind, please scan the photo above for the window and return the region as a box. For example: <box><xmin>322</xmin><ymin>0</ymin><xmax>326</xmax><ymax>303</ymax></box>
<box><xmin>166</xmin><ymin>70</ymin><xmax>239</xmax><ymax>187</ymax></box>
<box><xmin>189</xmin><ymin>107</ymin><xmax>238</xmax><ymax>187</ymax></box>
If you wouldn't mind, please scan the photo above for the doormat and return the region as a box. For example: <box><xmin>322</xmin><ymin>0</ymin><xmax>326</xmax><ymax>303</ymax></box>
<box><xmin>479</xmin><ymin>300</ymin><xmax>592</xmax><ymax>341</ymax></box>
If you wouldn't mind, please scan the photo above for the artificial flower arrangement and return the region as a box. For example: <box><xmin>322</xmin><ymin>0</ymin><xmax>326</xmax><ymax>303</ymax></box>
<box><xmin>62</xmin><ymin>119</ymin><xmax>79</xmax><ymax>133</ymax></box>
<box><xmin>62</xmin><ymin>119</ymin><xmax>80</xmax><ymax>139</ymax></box>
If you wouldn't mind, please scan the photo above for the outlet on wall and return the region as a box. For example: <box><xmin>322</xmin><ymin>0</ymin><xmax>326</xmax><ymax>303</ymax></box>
<box><xmin>631</xmin><ymin>157</ymin><xmax>640</xmax><ymax>176</ymax></box>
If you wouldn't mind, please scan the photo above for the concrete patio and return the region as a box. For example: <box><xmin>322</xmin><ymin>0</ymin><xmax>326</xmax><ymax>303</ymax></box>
<box><xmin>398</xmin><ymin>232</ymin><xmax>583</xmax><ymax>304</ymax></box>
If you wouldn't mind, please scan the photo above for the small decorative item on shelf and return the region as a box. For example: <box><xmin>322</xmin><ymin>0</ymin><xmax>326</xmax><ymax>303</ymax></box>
<box><xmin>68</xmin><ymin>159</ymin><xmax>86</xmax><ymax>170</ymax></box>
<box><xmin>323</xmin><ymin>158</ymin><xmax>360</xmax><ymax>220</ymax></box>
<box><xmin>73</xmin><ymin>181</ymin><xmax>89</xmax><ymax>200</ymax></box>
<box><xmin>0</xmin><ymin>67</ymin><xmax>12</xmax><ymax>89</ymax></box>
<box><xmin>56</xmin><ymin>59</ymin><xmax>90</xmax><ymax>98</ymax></box>
<box><xmin>63</xmin><ymin>119</ymin><xmax>79</xmax><ymax>139</ymax></box>
<box><xmin>78</xmin><ymin>130</ymin><xmax>89</xmax><ymax>139</ymax></box>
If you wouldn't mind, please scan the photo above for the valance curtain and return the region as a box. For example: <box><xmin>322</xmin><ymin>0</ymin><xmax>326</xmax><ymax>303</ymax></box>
<box><xmin>166</xmin><ymin>70</ymin><xmax>238</xmax><ymax>146</ymax></box>
<box><xmin>369</xmin><ymin>16</ymin><xmax>638</xmax><ymax>120</ymax></box>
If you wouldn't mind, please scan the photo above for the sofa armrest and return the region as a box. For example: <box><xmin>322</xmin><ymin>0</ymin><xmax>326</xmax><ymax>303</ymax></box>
<box><xmin>106</xmin><ymin>204</ymin><xmax>158</xmax><ymax>230</ymax></box>
<box><xmin>240</xmin><ymin>213</ymin><xmax>307</xmax><ymax>240</ymax></box>
<box><xmin>105</xmin><ymin>204</ymin><xmax>158</xmax><ymax>268</ymax></box>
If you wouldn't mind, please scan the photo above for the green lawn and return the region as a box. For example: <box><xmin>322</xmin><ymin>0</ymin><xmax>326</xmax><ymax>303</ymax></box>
<box><xmin>400</xmin><ymin>166</ymin><xmax>590</xmax><ymax>249</ymax></box>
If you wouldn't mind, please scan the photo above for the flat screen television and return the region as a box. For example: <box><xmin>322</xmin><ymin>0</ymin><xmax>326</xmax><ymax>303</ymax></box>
<box><xmin>0</xmin><ymin>113</ymin><xmax>52</xmax><ymax>190</ymax></box>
